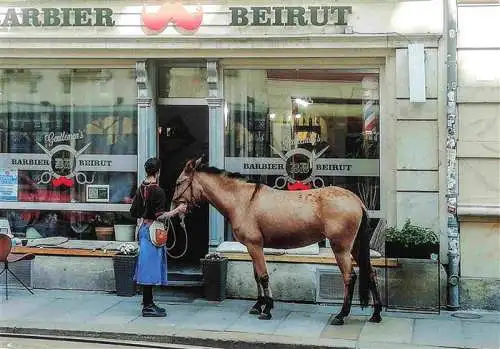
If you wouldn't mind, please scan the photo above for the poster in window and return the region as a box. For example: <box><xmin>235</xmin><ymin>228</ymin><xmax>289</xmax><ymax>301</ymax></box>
<box><xmin>0</xmin><ymin>169</ymin><xmax>18</xmax><ymax>202</ymax></box>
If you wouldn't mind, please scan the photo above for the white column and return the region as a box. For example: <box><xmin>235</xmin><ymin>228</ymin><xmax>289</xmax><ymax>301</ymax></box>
<box><xmin>206</xmin><ymin>60</ymin><xmax>225</xmax><ymax>247</ymax></box>
<box><xmin>136</xmin><ymin>60</ymin><xmax>157</xmax><ymax>183</ymax></box>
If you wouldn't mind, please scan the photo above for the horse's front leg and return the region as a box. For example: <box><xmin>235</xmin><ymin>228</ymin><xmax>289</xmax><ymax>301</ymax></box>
<box><xmin>331</xmin><ymin>247</ymin><xmax>355</xmax><ymax>326</ymax></box>
<box><xmin>246</xmin><ymin>243</ymin><xmax>274</xmax><ymax>320</ymax></box>
<box><xmin>249</xmin><ymin>266</ymin><xmax>265</xmax><ymax>315</ymax></box>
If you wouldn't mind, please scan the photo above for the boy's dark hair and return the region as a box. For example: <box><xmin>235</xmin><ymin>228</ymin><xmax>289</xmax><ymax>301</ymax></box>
<box><xmin>145</xmin><ymin>158</ymin><xmax>161</xmax><ymax>176</ymax></box>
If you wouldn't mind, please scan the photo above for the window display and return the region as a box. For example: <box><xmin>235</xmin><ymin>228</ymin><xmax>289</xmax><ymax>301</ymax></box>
<box><xmin>223</xmin><ymin>68</ymin><xmax>381</xmax><ymax>240</ymax></box>
<box><xmin>0</xmin><ymin>68</ymin><xmax>137</xmax><ymax>239</ymax></box>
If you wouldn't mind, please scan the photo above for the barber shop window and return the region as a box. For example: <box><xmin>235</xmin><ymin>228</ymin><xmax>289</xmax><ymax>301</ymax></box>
<box><xmin>0</xmin><ymin>68</ymin><xmax>138</xmax><ymax>239</ymax></box>
<box><xmin>223</xmin><ymin>69</ymin><xmax>381</xmax><ymax>240</ymax></box>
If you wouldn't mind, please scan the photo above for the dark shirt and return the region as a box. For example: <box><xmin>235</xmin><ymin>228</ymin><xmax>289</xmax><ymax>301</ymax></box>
<box><xmin>129</xmin><ymin>182</ymin><xmax>167</xmax><ymax>220</ymax></box>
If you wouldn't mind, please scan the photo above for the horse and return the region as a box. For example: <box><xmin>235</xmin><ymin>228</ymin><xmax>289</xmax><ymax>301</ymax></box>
<box><xmin>171</xmin><ymin>156</ymin><xmax>382</xmax><ymax>325</ymax></box>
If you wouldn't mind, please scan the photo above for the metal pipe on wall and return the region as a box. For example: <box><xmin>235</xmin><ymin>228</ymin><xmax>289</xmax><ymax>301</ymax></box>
<box><xmin>445</xmin><ymin>0</ymin><xmax>460</xmax><ymax>311</ymax></box>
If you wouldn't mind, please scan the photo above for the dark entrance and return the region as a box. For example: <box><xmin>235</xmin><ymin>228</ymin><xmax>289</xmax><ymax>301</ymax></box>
<box><xmin>157</xmin><ymin>104</ymin><xmax>209</xmax><ymax>272</ymax></box>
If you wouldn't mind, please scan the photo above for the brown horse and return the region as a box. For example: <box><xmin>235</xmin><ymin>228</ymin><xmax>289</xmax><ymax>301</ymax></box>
<box><xmin>171</xmin><ymin>157</ymin><xmax>382</xmax><ymax>325</ymax></box>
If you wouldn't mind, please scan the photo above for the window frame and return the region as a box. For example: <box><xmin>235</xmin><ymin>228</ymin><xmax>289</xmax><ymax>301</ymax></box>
<box><xmin>219</xmin><ymin>60</ymin><xmax>388</xmax><ymax>243</ymax></box>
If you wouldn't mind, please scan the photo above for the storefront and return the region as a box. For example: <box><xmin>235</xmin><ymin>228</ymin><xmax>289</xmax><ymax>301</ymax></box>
<box><xmin>0</xmin><ymin>1</ymin><xmax>447</xmax><ymax>305</ymax></box>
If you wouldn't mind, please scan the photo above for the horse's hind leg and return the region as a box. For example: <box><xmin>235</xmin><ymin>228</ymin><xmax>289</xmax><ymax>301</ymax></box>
<box><xmin>249</xmin><ymin>266</ymin><xmax>265</xmax><ymax>315</ymax></box>
<box><xmin>331</xmin><ymin>244</ymin><xmax>355</xmax><ymax>326</ymax></box>
<box><xmin>246</xmin><ymin>243</ymin><xmax>274</xmax><ymax>320</ymax></box>
<box><xmin>368</xmin><ymin>269</ymin><xmax>383</xmax><ymax>323</ymax></box>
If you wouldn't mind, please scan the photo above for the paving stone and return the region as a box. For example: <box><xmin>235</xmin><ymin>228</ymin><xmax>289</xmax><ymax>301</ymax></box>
<box><xmin>321</xmin><ymin>315</ymin><xmax>366</xmax><ymax>340</ymax></box>
<box><xmin>359</xmin><ymin>317</ymin><xmax>413</xmax><ymax>344</ymax></box>
<box><xmin>0</xmin><ymin>295</ymin><xmax>55</xmax><ymax>320</ymax></box>
<box><xmin>462</xmin><ymin>321</ymin><xmax>500</xmax><ymax>349</ymax></box>
<box><xmin>215</xmin><ymin>298</ymin><xmax>256</xmax><ymax>309</ymax></box>
<box><xmin>226</xmin><ymin>309</ymin><xmax>291</xmax><ymax>334</ymax></box>
<box><xmin>90</xmin><ymin>301</ymin><xmax>140</xmax><ymax>325</ymax></box>
<box><xmin>183</xmin><ymin>306</ymin><xmax>248</xmax><ymax>331</ymax></box>
<box><xmin>276</xmin><ymin>301</ymin><xmax>322</xmax><ymax>313</ymax></box>
<box><xmin>412</xmin><ymin>319</ymin><xmax>465</xmax><ymax>347</ymax></box>
<box><xmin>274</xmin><ymin>311</ymin><xmax>331</xmax><ymax>337</ymax></box>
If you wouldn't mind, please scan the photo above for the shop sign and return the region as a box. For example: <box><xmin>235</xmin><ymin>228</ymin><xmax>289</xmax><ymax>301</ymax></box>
<box><xmin>229</xmin><ymin>6</ymin><xmax>352</xmax><ymax>26</ymax></box>
<box><xmin>0</xmin><ymin>7</ymin><xmax>115</xmax><ymax>27</ymax></box>
<box><xmin>0</xmin><ymin>169</ymin><xmax>18</xmax><ymax>202</ymax></box>
<box><xmin>225</xmin><ymin>145</ymin><xmax>379</xmax><ymax>190</ymax></box>
<box><xmin>0</xmin><ymin>129</ymin><xmax>137</xmax><ymax>188</ymax></box>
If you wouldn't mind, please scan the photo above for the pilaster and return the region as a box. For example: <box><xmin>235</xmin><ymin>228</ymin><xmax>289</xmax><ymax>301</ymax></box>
<box><xmin>206</xmin><ymin>60</ymin><xmax>225</xmax><ymax>247</ymax></box>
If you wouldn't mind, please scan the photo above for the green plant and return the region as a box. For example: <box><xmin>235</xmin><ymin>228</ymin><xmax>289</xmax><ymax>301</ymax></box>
<box><xmin>385</xmin><ymin>219</ymin><xmax>439</xmax><ymax>248</ymax></box>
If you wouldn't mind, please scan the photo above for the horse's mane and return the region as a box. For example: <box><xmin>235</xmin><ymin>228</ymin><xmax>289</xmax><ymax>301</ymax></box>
<box><xmin>196</xmin><ymin>164</ymin><xmax>263</xmax><ymax>201</ymax></box>
<box><xmin>196</xmin><ymin>165</ymin><xmax>247</xmax><ymax>180</ymax></box>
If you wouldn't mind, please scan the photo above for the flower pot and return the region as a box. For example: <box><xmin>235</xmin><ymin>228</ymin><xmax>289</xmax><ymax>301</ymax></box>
<box><xmin>201</xmin><ymin>257</ymin><xmax>228</xmax><ymax>302</ymax></box>
<box><xmin>386</xmin><ymin>241</ymin><xmax>439</xmax><ymax>259</ymax></box>
<box><xmin>95</xmin><ymin>226</ymin><xmax>114</xmax><ymax>241</ymax></box>
<box><xmin>113</xmin><ymin>254</ymin><xmax>137</xmax><ymax>297</ymax></box>
<box><xmin>114</xmin><ymin>225</ymin><xmax>135</xmax><ymax>242</ymax></box>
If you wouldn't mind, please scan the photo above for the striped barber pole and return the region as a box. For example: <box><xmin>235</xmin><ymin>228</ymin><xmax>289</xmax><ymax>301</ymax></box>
<box><xmin>361</xmin><ymin>77</ymin><xmax>379</xmax><ymax>139</ymax></box>
<box><xmin>362</xmin><ymin>99</ymin><xmax>377</xmax><ymax>136</ymax></box>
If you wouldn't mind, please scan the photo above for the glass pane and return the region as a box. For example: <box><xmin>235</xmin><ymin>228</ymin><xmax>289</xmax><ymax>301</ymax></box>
<box><xmin>5</xmin><ymin>209</ymin><xmax>135</xmax><ymax>240</ymax></box>
<box><xmin>0</xmin><ymin>68</ymin><xmax>138</xmax><ymax>220</ymax></box>
<box><xmin>158</xmin><ymin>67</ymin><xmax>208</xmax><ymax>98</ymax></box>
<box><xmin>223</xmin><ymin>68</ymin><xmax>380</xmax><ymax>241</ymax></box>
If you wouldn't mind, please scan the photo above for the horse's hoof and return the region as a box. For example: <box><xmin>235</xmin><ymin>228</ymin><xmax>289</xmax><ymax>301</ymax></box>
<box><xmin>259</xmin><ymin>312</ymin><xmax>272</xmax><ymax>320</ymax></box>
<box><xmin>249</xmin><ymin>308</ymin><xmax>261</xmax><ymax>315</ymax></box>
<box><xmin>331</xmin><ymin>317</ymin><xmax>344</xmax><ymax>326</ymax></box>
<box><xmin>369</xmin><ymin>314</ymin><xmax>382</xmax><ymax>323</ymax></box>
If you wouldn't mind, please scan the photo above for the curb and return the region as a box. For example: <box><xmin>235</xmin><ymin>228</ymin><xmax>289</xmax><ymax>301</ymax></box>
<box><xmin>0</xmin><ymin>326</ymin><xmax>356</xmax><ymax>349</ymax></box>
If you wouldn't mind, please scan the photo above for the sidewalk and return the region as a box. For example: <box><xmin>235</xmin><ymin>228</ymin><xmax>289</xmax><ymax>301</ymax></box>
<box><xmin>0</xmin><ymin>289</ymin><xmax>498</xmax><ymax>349</ymax></box>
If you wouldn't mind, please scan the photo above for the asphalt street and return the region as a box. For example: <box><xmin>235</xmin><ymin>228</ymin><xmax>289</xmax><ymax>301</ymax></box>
<box><xmin>0</xmin><ymin>336</ymin><xmax>220</xmax><ymax>349</ymax></box>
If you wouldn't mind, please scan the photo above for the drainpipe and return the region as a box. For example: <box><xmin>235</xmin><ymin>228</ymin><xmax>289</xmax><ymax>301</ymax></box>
<box><xmin>445</xmin><ymin>0</ymin><xmax>460</xmax><ymax>311</ymax></box>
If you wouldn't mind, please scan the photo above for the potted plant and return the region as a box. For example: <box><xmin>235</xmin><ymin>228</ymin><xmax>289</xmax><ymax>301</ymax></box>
<box><xmin>92</xmin><ymin>213</ymin><xmax>115</xmax><ymax>241</ymax></box>
<box><xmin>113</xmin><ymin>242</ymin><xmax>138</xmax><ymax>297</ymax></box>
<box><xmin>385</xmin><ymin>219</ymin><xmax>439</xmax><ymax>259</ymax></box>
<box><xmin>114</xmin><ymin>212</ymin><xmax>136</xmax><ymax>242</ymax></box>
<box><xmin>200</xmin><ymin>252</ymin><xmax>228</xmax><ymax>302</ymax></box>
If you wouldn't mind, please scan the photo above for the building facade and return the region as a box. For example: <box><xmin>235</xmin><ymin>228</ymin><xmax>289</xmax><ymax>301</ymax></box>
<box><xmin>456</xmin><ymin>1</ymin><xmax>500</xmax><ymax>310</ymax></box>
<box><xmin>4</xmin><ymin>0</ymin><xmax>488</xmax><ymax>308</ymax></box>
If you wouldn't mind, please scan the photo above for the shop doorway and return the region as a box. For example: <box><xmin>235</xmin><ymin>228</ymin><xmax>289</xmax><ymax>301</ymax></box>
<box><xmin>157</xmin><ymin>103</ymin><xmax>209</xmax><ymax>272</ymax></box>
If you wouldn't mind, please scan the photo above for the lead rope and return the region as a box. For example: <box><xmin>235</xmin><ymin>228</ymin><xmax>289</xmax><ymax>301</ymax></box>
<box><xmin>165</xmin><ymin>215</ymin><xmax>189</xmax><ymax>259</ymax></box>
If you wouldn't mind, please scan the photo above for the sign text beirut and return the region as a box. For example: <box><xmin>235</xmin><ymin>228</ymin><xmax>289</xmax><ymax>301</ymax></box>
<box><xmin>229</xmin><ymin>6</ymin><xmax>352</xmax><ymax>26</ymax></box>
<box><xmin>0</xmin><ymin>8</ymin><xmax>115</xmax><ymax>27</ymax></box>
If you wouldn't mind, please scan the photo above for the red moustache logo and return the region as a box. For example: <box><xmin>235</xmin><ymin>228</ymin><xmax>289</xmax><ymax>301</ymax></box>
<box><xmin>52</xmin><ymin>177</ymin><xmax>74</xmax><ymax>188</ymax></box>
<box><xmin>287</xmin><ymin>181</ymin><xmax>312</xmax><ymax>191</ymax></box>
<box><xmin>141</xmin><ymin>2</ymin><xmax>203</xmax><ymax>34</ymax></box>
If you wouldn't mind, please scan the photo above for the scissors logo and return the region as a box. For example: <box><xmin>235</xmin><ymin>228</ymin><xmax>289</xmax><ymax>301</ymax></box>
<box><xmin>36</xmin><ymin>142</ymin><xmax>94</xmax><ymax>187</ymax></box>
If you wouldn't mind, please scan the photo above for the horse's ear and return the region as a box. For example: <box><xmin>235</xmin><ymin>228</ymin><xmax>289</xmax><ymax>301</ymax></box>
<box><xmin>184</xmin><ymin>159</ymin><xmax>195</xmax><ymax>174</ymax></box>
<box><xmin>194</xmin><ymin>156</ymin><xmax>204</xmax><ymax>169</ymax></box>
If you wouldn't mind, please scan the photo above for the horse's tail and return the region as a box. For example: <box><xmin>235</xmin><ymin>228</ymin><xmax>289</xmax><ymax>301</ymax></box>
<box><xmin>356</xmin><ymin>207</ymin><xmax>371</xmax><ymax>309</ymax></box>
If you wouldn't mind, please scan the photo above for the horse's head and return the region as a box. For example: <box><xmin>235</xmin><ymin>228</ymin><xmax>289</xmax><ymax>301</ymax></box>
<box><xmin>171</xmin><ymin>155</ymin><xmax>206</xmax><ymax>212</ymax></box>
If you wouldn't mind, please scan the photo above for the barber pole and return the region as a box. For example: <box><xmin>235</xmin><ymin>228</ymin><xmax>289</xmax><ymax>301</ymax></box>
<box><xmin>361</xmin><ymin>77</ymin><xmax>379</xmax><ymax>141</ymax></box>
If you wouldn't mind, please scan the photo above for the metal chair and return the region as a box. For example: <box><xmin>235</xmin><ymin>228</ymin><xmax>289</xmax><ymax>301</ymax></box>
<box><xmin>0</xmin><ymin>234</ymin><xmax>35</xmax><ymax>300</ymax></box>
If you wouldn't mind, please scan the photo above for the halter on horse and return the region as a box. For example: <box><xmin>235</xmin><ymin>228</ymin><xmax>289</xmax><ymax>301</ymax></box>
<box><xmin>172</xmin><ymin>156</ymin><xmax>382</xmax><ymax>325</ymax></box>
